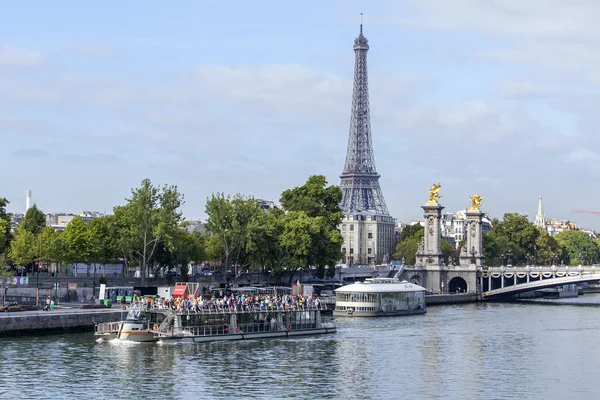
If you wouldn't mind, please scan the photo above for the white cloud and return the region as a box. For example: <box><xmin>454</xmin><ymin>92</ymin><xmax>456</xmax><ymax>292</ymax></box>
<box><xmin>394</xmin><ymin>0</ymin><xmax>600</xmax><ymax>84</ymax></box>
<box><xmin>496</xmin><ymin>79</ymin><xmax>555</xmax><ymax>98</ymax></box>
<box><xmin>70</xmin><ymin>43</ymin><xmax>112</xmax><ymax>59</ymax></box>
<box><xmin>0</xmin><ymin>46</ymin><xmax>42</xmax><ymax>67</ymax></box>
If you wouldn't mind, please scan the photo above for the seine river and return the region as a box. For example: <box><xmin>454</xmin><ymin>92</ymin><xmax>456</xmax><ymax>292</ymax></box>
<box><xmin>2</xmin><ymin>296</ymin><xmax>600</xmax><ymax>400</ymax></box>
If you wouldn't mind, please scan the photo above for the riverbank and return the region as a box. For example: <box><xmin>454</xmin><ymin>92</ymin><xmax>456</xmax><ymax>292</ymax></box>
<box><xmin>425</xmin><ymin>293</ymin><xmax>479</xmax><ymax>305</ymax></box>
<box><xmin>0</xmin><ymin>305</ymin><xmax>124</xmax><ymax>336</ymax></box>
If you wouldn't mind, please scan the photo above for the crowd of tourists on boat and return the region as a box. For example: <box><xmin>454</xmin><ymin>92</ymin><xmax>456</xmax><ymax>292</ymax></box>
<box><xmin>129</xmin><ymin>292</ymin><xmax>325</xmax><ymax>313</ymax></box>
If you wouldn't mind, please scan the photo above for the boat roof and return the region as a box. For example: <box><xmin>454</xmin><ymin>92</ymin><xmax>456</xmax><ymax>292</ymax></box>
<box><xmin>334</xmin><ymin>280</ymin><xmax>426</xmax><ymax>293</ymax></box>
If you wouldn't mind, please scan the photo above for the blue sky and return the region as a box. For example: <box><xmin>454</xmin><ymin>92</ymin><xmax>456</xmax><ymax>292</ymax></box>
<box><xmin>2</xmin><ymin>0</ymin><xmax>600</xmax><ymax>229</ymax></box>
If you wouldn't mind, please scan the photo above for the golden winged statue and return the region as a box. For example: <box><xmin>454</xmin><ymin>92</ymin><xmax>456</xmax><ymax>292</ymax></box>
<box><xmin>469</xmin><ymin>194</ymin><xmax>485</xmax><ymax>211</ymax></box>
<box><xmin>427</xmin><ymin>183</ymin><xmax>442</xmax><ymax>204</ymax></box>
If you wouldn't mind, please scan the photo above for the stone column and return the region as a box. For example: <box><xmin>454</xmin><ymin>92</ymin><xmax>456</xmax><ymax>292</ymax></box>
<box><xmin>415</xmin><ymin>203</ymin><xmax>444</xmax><ymax>267</ymax></box>
<box><xmin>460</xmin><ymin>210</ymin><xmax>485</xmax><ymax>268</ymax></box>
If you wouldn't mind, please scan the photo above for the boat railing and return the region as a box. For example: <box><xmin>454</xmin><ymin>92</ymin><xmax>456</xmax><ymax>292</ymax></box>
<box><xmin>158</xmin><ymin>302</ymin><xmax>329</xmax><ymax>316</ymax></box>
<box><xmin>95</xmin><ymin>321</ymin><xmax>121</xmax><ymax>334</ymax></box>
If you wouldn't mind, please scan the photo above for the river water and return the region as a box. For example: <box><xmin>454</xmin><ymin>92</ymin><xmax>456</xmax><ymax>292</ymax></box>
<box><xmin>2</xmin><ymin>296</ymin><xmax>600</xmax><ymax>400</ymax></box>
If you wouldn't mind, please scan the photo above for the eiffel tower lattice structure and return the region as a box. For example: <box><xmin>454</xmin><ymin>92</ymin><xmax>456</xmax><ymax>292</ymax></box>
<box><xmin>339</xmin><ymin>15</ymin><xmax>389</xmax><ymax>216</ymax></box>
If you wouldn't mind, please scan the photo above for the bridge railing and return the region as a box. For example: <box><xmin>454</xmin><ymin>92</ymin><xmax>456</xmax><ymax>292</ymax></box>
<box><xmin>483</xmin><ymin>272</ymin><xmax>600</xmax><ymax>297</ymax></box>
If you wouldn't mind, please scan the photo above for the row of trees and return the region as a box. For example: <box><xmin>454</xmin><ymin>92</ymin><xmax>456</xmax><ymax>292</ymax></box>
<box><xmin>0</xmin><ymin>175</ymin><xmax>344</xmax><ymax>284</ymax></box>
<box><xmin>1</xmin><ymin>179</ymin><xmax>203</xmax><ymax>285</ymax></box>
<box><xmin>394</xmin><ymin>213</ymin><xmax>600</xmax><ymax>266</ymax></box>
<box><xmin>204</xmin><ymin>175</ymin><xmax>343</xmax><ymax>281</ymax></box>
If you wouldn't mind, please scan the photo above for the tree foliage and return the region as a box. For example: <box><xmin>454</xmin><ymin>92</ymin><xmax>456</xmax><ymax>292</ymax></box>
<box><xmin>280</xmin><ymin>175</ymin><xmax>343</xmax><ymax>278</ymax></box>
<box><xmin>62</xmin><ymin>216</ymin><xmax>91</xmax><ymax>265</ymax></box>
<box><xmin>393</xmin><ymin>224</ymin><xmax>457</xmax><ymax>265</ymax></box>
<box><xmin>555</xmin><ymin>230</ymin><xmax>599</xmax><ymax>265</ymax></box>
<box><xmin>21</xmin><ymin>204</ymin><xmax>46</xmax><ymax>235</ymax></box>
<box><xmin>9</xmin><ymin>225</ymin><xmax>36</xmax><ymax>266</ymax></box>
<box><xmin>204</xmin><ymin>193</ymin><xmax>262</xmax><ymax>278</ymax></box>
<box><xmin>481</xmin><ymin>213</ymin><xmax>600</xmax><ymax>266</ymax></box>
<box><xmin>394</xmin><ymin>225</ymin><xmax>423</xmax><ymax>265</ymax></box>
<box><xmin>115</xmin><ymin>179</ymin><xmax>184</xmax><ymax>285</ymax></box>
<box><xmin>204</xmin><ymin>175</ymin><xmax>344</xmax><ymax>283</ymax></box>
<box><xmin>0</xmin><ymin>198</ymin><xmax>11</xmax><ymax>256</ymax></box>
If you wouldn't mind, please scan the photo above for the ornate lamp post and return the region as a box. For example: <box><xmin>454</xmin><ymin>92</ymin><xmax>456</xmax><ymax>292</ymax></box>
<box><xmin>533</xmin><ymin>245</ymin><xmax>537</xmax><ymax>266</ymax></box>
<box><xmin>500</xmin><ymin>253</ymin><xmax>505</xmax><ymax>266</ymax></box>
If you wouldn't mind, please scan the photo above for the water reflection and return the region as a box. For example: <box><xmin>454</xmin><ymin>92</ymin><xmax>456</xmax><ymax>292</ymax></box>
<box><xmin>2</xmin><ymin>297</ymin><xmax>600</xmax><ymax>399</ymax></box>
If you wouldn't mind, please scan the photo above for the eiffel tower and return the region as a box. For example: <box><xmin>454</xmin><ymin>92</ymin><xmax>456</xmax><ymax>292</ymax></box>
<box><xmin>339</xmin><ymin>16</ymin><xmax>394</xmax><ymax>266</ymax></box>
<box><xmin>339</xmin><ymin>15</ymin><xmax>389</xmax><ymax>216</ymax></box>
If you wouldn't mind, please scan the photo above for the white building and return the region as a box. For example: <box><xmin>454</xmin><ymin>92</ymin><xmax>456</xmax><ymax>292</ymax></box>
<box><xmin>340</xmin><ymin>212</ymin><xmax>396</xmax><ymax>266</ymax></box>
<box><xmin>46</xmin><ymin>211</ymin><xmax>106</xmax><ymax>231</ymax></box>
<box><xmin>440</xmin><ymin>210</ymin><xmax>492</xmax><ymax>247</ymax></box>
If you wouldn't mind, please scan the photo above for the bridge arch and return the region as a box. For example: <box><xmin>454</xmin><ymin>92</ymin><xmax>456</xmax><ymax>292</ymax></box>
<box><xmin>409</xmin><ymin>275</ymin><xmax>421</xmax><ymax>285</ymax></box>
<box><xmin>449</xmin><ymin>277</ymin><xmax>467</xmax><ymax>293</ymax></box>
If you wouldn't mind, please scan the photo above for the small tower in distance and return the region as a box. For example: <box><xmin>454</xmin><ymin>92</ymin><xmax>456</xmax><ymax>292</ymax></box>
<box><xmin>26</xmin><ymin>190</ymin><xmax>32</xmax><ymax>213</ymax></box>
<box><xmin>534</xmin><ymin>194</ymin><xmax>546</xmax><ymax>228</ymax></box>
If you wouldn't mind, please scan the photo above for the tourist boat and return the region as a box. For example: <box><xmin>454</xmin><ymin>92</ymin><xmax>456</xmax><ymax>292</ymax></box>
<box><xmin>94</xmin><ymin>302</ymin><xmax>335</xmax><ymax>343</ymax></box>
<box><xmin>333</xmin><ymin>278</ymin><xmax>427</xmax><ymax>317</ymax></box>
<box><xmin>94</xmin><ymin>310</ymin><xmax>157</xmax><ymax>342</ymax></box>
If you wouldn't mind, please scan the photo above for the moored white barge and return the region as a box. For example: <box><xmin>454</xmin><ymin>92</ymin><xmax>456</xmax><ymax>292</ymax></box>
<box><xmin>333</xmin><ymin>278</ymin><xmax>427</xmax><ymax>317</ymax></box>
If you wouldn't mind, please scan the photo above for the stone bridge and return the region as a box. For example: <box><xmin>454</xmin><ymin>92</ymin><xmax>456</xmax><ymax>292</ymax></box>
<box><xmin>482</xmin><ymin>265</ymin><xmax>600</xmax><ymax>299</ymax></box>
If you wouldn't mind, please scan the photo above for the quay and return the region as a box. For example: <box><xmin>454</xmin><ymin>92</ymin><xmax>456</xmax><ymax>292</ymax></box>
<box><xmin>0</xmin><ymin>305</ymin><xmax>124</xmax><ymax>336</ymax></box>
<box><xmin>425</xmin><ymin>293</ymin><xmax>478</xmax><ymax>305</ymax></box>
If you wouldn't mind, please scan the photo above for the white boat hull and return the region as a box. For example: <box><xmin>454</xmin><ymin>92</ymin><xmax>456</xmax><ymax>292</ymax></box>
<box><xmin>116</xmin><ymin>321</ymin><xmax>157</xmax><ymax>342</ymax></box>
<box><xmin>160</xmin><ymin>327</ymin><xmax>337</xmax><ymax>343</ymax></box>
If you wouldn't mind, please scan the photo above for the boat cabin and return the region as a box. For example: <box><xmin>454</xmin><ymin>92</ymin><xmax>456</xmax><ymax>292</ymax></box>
<box><xmin>333</xmin><ymin>279</ymin><xmax>427</xmax><ymax>317</ymax></box>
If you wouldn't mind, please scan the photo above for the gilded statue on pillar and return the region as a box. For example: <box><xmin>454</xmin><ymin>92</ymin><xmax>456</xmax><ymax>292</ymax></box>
<box><xmin>427</xmin><ymin>183</ymin><xmax>442</xmax><ymax>204</ymax></box>
<box><xmin>469</xmin><ymin>194</ymin><xmax>485</xmax><ymax>211</ymax></box>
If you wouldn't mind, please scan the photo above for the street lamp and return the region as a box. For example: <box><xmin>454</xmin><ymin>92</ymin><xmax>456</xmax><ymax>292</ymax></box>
<box><xmin>92</xmin><ymin>246</ymin><xmax>99</xmax><ymax>303</ymax></box>
<box><xmin>54</xmin><ymin>239</ymin><xmax>63</xmax><ymax>304</ymax></box>
<box><xmin>507</xmin><ymin>251</ymin><xmax>513</xmax><ymax>266</ymax></box>
<box><xmin>37</xmin><ymin>239</ymin><xmax>42</xmax><ymax>306</ymax></box>
<box><xmin>533</xmin><ymin>245</ymin><xmax>537</xmax><ymax>266</ymax></box>
<box><xmin>500</xmin><ymin>253</ymin><xmax>505</xmax><ymax>266</ymax></box>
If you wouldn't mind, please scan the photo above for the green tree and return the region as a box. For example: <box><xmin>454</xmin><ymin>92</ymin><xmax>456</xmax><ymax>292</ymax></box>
<box><xmin>205</xmin><ymin>234</ymin><xmax>225</xmax><ymax>264</ymax></box>
<box><xmin>280</xmin><ymin>175</ymin><xmax>343</xmax><ymax>277</ymax></box>
<box><xmin>62</xmin><ymin>216</ymin><xmax>91</xmax><ymax>268</ymax></box>
<box><xmin>0</xmin><ymin>198</ymin><xmax>12</xmax><ymax>256</ymax></box>
<box><xmin>555</xmin><ymin>230</ymin><xmax>599</xmax><ymax>265</ymax></box>
<box><xmin>0</xmin><ymin>253</ymin><xmax>14</xmax><ymax>306</ymax></box>
<box><xmin>155</xmin><ymin>229</ymin><xmax>206</xmax><ymax>280</ymax></box>
<box><xmin>88</xmin><ymin>215</ymin><xmax>120</xmax><ymax>277</ymax></box>
<box><xmin>441</xmin><ymin>239</ymin><xmax>456</xmax><ymax>265</ymax></box>
<box><xmin>116</xmin><ymin>179</ymin><xmax>184</xmax><ymax>285</ymax></box>
<box><xmin>534</xmin><ymin>230</ymin><xmax>564</xmax><ymax>265</ymax></box>
<box><xmin>245</xmin><ymin>208</ymin><xmax>284</xmax><ymax>275</ymax></box>
<box><xmin>38</xmin><ymin>226</ymin><xmax>58</xmax><ymax>266</ymax></box>
<box><xmin>204</xmin><ymin>193</ymin><xmax>261</xmax><ymax>278</ymax></box>
<box><xmin>21</xmin><ymin>204</ymin><xmax>46</xmax><ymax>235</ymax></box>
<box><xmin>279</xmin><ymin>211</ymin><xmax>319</xmax><ymax>283</ymax></box>
<box><xmin>9</xmin><ymin>225</ymin><xmax>36</xmax><ymax>266</ymax></box>
<box><xmin>400</xmin><ymin>224</ymin><xmax>424</xmax><ymax>242</ymax></box>
<box><xmin>394</xmin><ymin>226</ymin><xmax>423</xmax><ymax>265</ymax></box>
<box><xmin>483</xmin><ymin>213</ymin><xmax>539</xmax><ymax>265</ymax></box>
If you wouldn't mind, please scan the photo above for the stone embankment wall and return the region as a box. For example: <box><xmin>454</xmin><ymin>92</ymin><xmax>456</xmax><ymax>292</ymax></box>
<box><xmin>425</xmin><ymin>293</ymin><xmax>479</xmax><ymax>305</ymax></box>
<box><xmin>0</xmin><ymin>310</ymin><xmax>123</xmax><ymax>336</ymax></box>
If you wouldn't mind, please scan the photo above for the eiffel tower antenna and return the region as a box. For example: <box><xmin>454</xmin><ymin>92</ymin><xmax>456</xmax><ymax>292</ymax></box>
<box><xmin>339</xmin><ymin>14</ymin><xmax>389</xmax><ymax>215</ymax></box>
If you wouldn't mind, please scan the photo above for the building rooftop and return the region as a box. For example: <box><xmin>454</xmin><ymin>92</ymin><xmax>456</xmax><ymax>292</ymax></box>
<box><xmin>335</xmin><ymin>280</ymin><xmax>426</xmax><ymax>293</ymax></box>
